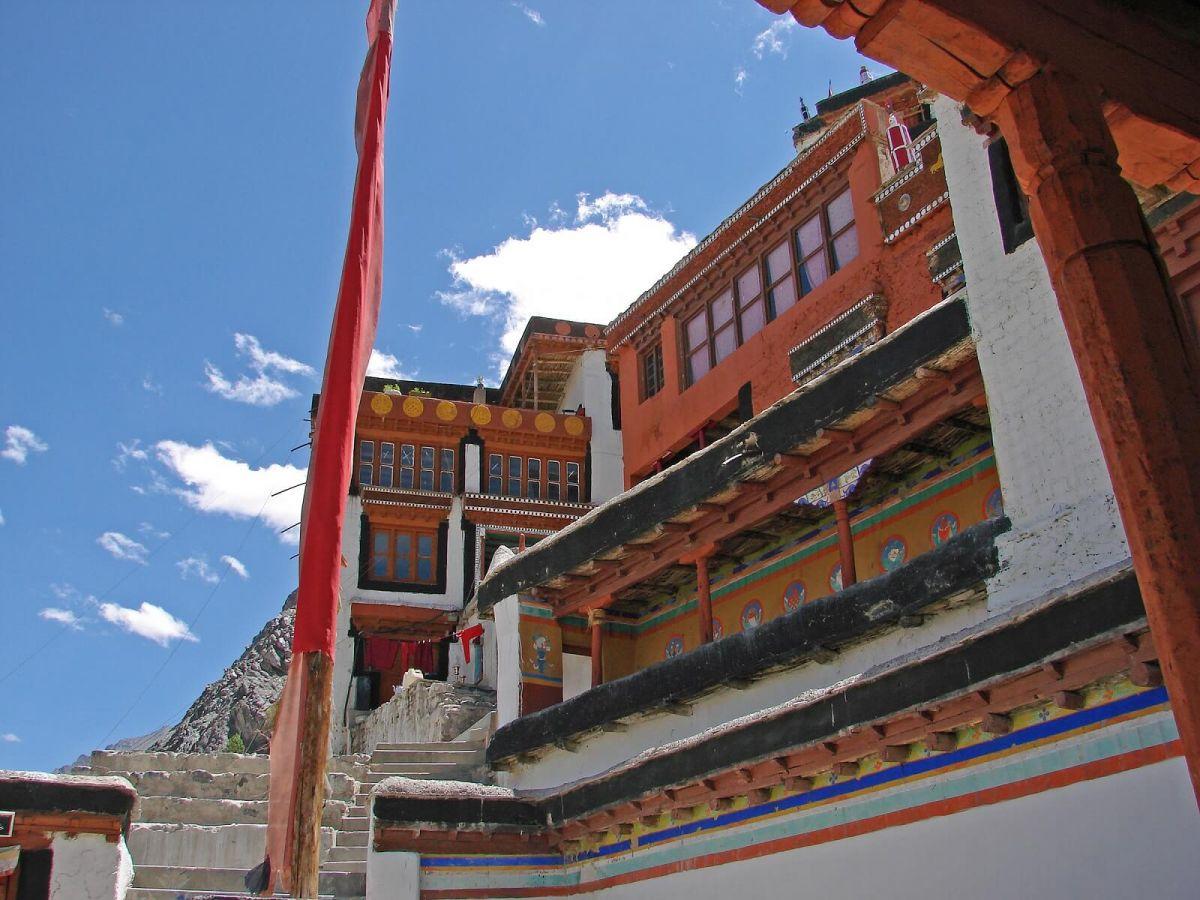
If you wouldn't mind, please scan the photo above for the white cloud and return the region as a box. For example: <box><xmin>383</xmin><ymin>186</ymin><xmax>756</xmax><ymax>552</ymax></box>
<box><xmin>512</xmin><ymin>2</ymin><xmax>544</xmax><ymax>26</ymax></box>
<box><xmin>404</xmin><ymin>323</ymin><xmax>423</xmax><ymax>333</ymax></box>
<box><xmin>177</xmin><ymin>556</ymin><xmax>219</xmax><ymax>584</ymax></box>
<box><xmin>1</xmin><ymin>734</ymin><xmax>19</xmax><ymax>743</ymax></box>
<box><xmin>97</xmin><ymin>531</ymin><xmax>150</xmax><ymax>565</ymax></box>
<box><xmin>113</xmin><ymin>439</ymin><xmax>149</xmax><ymax>471</ymax></box>
<box><xmin>2</xmin><ymin>425</ymin><xmax>48</xmax><ymax>465</ymax></box>
<box><xmin>139</xmin><ymin>522</ymin><xmax>171</xmax><ymax>540</ymax></box>
<box><xmin>102</xmin><ymin>307</ymin><xmax>124</xmax><ymax>326</ymax></box>
<box><xmin>98</xmin><ymin>601</ymin><xmax>197</xmax><ymax>647</ymax></box>
<box><xmin>39</xmin><ymin>608</ymin><xmax>83</xmax><ymax>630</ymax></box>
<box><xmin>0</xmin><ymin>508</ymin><xmax>4</xmax><ymax>526</ymax></box>
<box><xmin>367</xmin><ymin>349</ymin><xmax>412</xmax><ymax>380</ymax></box>
<box><xmin>142</xmin><ymin>375</ymin><xmax>163</xmax><ymax>395</ymax></box>
<box><xmin>221</xmin><ymin>555</ymin><xmax>250</xmax><ymax>579</ymax></box>
<box><xmin>752</xmin><ymin>18</ymin><xmax>797</xmax><ymax>59</ymax></box>
<box><xmin>734</xmin><ymin>66</ymin><xmax>748</xmax><ymax>95</ymax></box>
<box><xmin>154</xmin><ymin>440</ymin><xmax>306</xmax><ymax>543</ymax></box>
<box><xmin>438</xmin><ymin>191</ymin><xmax>696</xmax><ymax>367</ymax></box>
<box><xmin>204</xmin><ymin>333</ymin><xmax>313</xmax><ymax>407</ymax></box>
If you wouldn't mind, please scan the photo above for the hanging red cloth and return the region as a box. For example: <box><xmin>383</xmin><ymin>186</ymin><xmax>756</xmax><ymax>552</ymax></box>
<box><xmin>363</xmin><ymin>637</ymin><xmax>399</xmax><ymax>671</ymax></box>
<box><xmin>456</xmin><ymin>624</ymin><xmax>485</xmax><ymax>663</ymax></box>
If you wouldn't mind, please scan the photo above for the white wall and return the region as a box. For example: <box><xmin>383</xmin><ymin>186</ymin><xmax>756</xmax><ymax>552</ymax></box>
<box><xmin>47</xmin><ymin>832</ymin><xmax>133</xmax><ymax>900</ymax></box>
<box><xmin>559</xmin><ymin>349</ymin><xmax>624</xmax><ymax>503</ymax></box>
<box><xmin>366</xmin><ymin>839</ymin><xmax>419</xmax><ymax>900</ymax></box>
<box><xmin>933</xmin><ymin>95</ymin><xmax>1130</xmax><ymax>611</ymax></box>
<box><xmin>582</xmin><ymin>758</ymin><xmax>1200</xmax><ymax>899</ymax></box>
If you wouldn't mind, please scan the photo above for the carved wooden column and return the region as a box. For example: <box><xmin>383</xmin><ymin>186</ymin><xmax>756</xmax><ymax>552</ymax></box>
<box><xmin>588</xmin><ymin>607</ymin><xmax>608</xmax><ymax>688</ymax></box>
<box><xmin>995</xmin><ymin>69</ymin><xmax>1200</xmax><ymax>802</ymax></box>
<box><xmin>832</xmin><ymin>499</ymin><xmax>858</xmax><ymax>588</ymax></box>
<box><xmin>696</xmin><ymin>553</ymin><xmax>715</xmax><ymax>644</ymax></box>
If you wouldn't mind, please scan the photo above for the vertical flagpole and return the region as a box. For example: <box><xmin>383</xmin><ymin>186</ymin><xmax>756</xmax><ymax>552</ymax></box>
<box><xmin>260</xmin><ymin>2</ymin><xmax>395</xmax><ymax>896</ymax></box>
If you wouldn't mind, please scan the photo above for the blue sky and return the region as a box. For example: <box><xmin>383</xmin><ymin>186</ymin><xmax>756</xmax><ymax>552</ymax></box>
<box><xmin>0</xmin><ymin>2</ymin><xmax>870</xmax><ymax>769</ymax></box>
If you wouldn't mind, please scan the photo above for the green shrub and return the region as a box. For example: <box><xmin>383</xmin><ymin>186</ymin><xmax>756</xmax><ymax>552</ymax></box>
<box><xmin>225</xmin><ymin>733</ymin><xmax>245</xmax><ymax>754</ymax></box>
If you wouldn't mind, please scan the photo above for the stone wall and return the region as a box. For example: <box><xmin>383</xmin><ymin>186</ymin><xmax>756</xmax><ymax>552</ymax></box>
<box><xmin>351</xmin><ymin>679</ymin><xmax>494</xmax><ymax>753</ymax></box>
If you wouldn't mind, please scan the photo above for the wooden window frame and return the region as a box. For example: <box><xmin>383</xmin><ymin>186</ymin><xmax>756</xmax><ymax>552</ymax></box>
<box><xmin>368</xmin><ymin>525</ymin><xmax>439</xmax><ymax>585</ymax></box>
<box><xmin>439</xmin><ymin>448</ymin><xmax>455</xmax><ymax>493</ymax></box>
<box><xmin>488</xmin><ymin>453</ymin><xmax>504</xmax><ymax>495</ymax></box>
<box><xmin>547</xmin><ymin>459</ymin><xmax>562</xmax><ymax>501</ymax></box>
<box><xmin>527</xmin><ymin>457</ymin><xmax>541</xmax><ymax>500</ymax></box>
<box><xmin>640</xmin><ymin>342</ymin><xmax>665</xmax><ymax>401</ymax></box>
<box><xmin>566</xmin><ymin>461</ymin><xmax>581</xmax><ymax>503</ymax></box>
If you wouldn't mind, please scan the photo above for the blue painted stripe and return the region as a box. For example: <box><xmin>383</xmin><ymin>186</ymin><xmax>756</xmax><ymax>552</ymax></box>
<box><xmin>636</xmin><ymin>686</ymin><xmax>1168</xmax><ymax>848</ymax></box>
<box><xmin>423</xmin><ymin>855</ymin><xmax>564</xmax><ymax>868</ymax></box>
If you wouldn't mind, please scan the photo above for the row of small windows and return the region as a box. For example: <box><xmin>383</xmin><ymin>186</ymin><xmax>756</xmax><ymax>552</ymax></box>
<box><xmin>641</xmin><ymin>185</ymin><xmax>859</xmax><ymax>398</ymax></box>
<box><xmin>489</xmin><ymin>454</ymin><xmax>581</xmax><ymax>502</ymax></box>
<box><xmin>359</xmin><ymin>441</ymin><xmax>454</xmax><ymax>493</ymax></box>
<box><xmin>369</xmin><ymin>527</ymin><xmax>436</xmax><ymax>584</ymax></box>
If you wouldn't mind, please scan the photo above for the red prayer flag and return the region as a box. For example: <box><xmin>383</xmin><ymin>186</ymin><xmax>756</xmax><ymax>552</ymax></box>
<box><xmin>261</xmin><ymin>1</ymin><xmax>396</xmax><ymax>891</ymax></box>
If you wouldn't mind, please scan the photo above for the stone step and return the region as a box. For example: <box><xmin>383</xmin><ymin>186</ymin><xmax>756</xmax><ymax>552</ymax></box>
<box><xmin>365</xmin><ymin>761</ymin><xmax>471</xmax><ymax>776</ymax></box>
<box><xmin>321</xmin><ymin>859</ymin><xmax>366</xmax><ymax>874</ymax></box>
<box><xmin>80</xmin><ymin>750</ymin><xmax>368</xmax><ymax>779</ymax></box>
<box><xmin>132</xmin><ymin>865</ymin><xmax>364</xmax><ymax>898</ymax></box>
<box><xmin>136</xmin><ymin>796</ymin><xmax>348</xmax><ymax>828</ymax></box>
<box><xmin>334</xmin><ymin>830</ymin><xmax>369</xmax><ymax>849</ymax></box>
<box><xmin>368</xmin><ymin>749</ymin><xmax>484</xmax><ymax>766</ymax></box>
<box><xmin>372</xmin><ymin>740</ymin><xmax>484</xmax><ymax>752</ymax></box>
<box><xmin>325</xmin><ymin>846</ymin><xmax>367</xmax><ymax>865</ymax></box>
<box><xmin>339</xmin><ymin>815</ymin><xmax>369</xmax><ymax>832</ymax></box>
<box><xmin>128</xmin><ymin>823</ymin><xmax>333</xmax><ymax>870</ymax></box>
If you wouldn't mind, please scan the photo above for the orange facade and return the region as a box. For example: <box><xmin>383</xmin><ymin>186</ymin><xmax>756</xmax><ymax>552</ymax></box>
<box><xmin>613</xmin><ymin>88</ymin><xmax>952</xmax><ymax>483</ymax></box>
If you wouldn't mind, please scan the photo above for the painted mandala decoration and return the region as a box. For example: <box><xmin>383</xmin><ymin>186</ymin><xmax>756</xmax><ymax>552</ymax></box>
<box><xmin>880</xmin><ymin>536</ymin><xmax>907</xmax><ymax>571</ymax></box>
<box><xmin>783</xmin><ymin>581</ymin><xmax>806</xmax><ymax>612</ymax></box>
<box><xmin>665</xmin><ymin>636</ymin><xmax>685</xmax><ymax>659</ymax></box>
<box><xmin>829</xmin><ymin>563</ymin><xmax>843</xmax><ymax>593</ymax></box>
<box><xmin>740</xmin><ymin>599</ymin><xmax>764</xmax><ymax>631</ymax></box>
<box><xmin>929</xmin><ymin>512</ymin><xmax>960</xmax><ymax>547</ymax></box>
<box><xmin>985</xmin><ymin>487</ymin><xmax>1004</xmax><ymax>520</ymax></box>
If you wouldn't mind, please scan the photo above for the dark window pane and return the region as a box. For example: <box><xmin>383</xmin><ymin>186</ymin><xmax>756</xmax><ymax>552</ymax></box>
<box><xmin>548</xmin><ymin>482</ymin><xmax>560</xmax><ymax>500</ymax></box>
<box><xmin>440</xmin><ymin>470</ymin><xmax>453</xmax><ymax>493</ymax></box>
<box><xmin>566</xmin><ymin>462</ymin><xmax>579</xmax><ymax>485</ymax></box>
<box><xmin>826</xmin><ymin>187</ymin><xmax>855</xmax><ymax>234</ymax></box>
<box><xmin>394</xmin><ymin>555</ymin><xmax>410</xmax><ymax>581</ymax></box>
<box><xmin>400</xmin><ymin>468</ymin><xmax>414</xmax><ymax>489</ymax></box>
<box><xmin>378</xmin><ymin>466</ymin><xmax>393</xmax><ymax>488</ymax></box>
<box><xmin>359</xmin><ymin>441</ymin><xmax>374</xmax><ymax>462</ymax></box>
<box><xmin>688</xmin><ymin>348</ymin><xmax>710</xmax><ymax>383</ymax></box>
<box><xmin>567</xmin><ymin>483</ymin><xmax>580</xmax><ymax>502</ymax></box>
<box><xmin>372</xmin><ymin>555</ymin><xmax>388</xmax><ymax>578</ymax></box>
<box><xmin>796</xmin><ymin>215</ymin><xmax>824</xmax><ymax>258</ymax></box>
<box><xmin>379</xmin><ymin>443</ymin><xmax>394</xmax><ymax>465</ymax></box>
<box><xmin>440</xmin><ymin>449</ymin><xmax>454</xmax><ymax>471</ymax></box>
<box><xmin>508</xmin><ymin>456</ymin><xmax>522</xmax><ymax>477</ymax></box>
<box><xmin>358</xmin><ymin>464</ymin><xmax>373</xmax><ymax>486</ymax></box>
<box><xmin>374</xmin><ymin>532</ymin><xmax>389</xmax><ymax>552</ymax></box>
<box><xmin>740</xmin><ymin>299</ymin><xmax>765</xmax><ymax>340</ymax></box>
<box><xmin>489</xmin><ymin>476</ymin><xmax>503</xmax><ymax>494</ymax></box>
<box><xmin>737</xmin><ymin>266</ymin><xmax>761</xmax><ymax>305</ymax></box>
<box><xmin>395</xmin><ymin>534</ymin><xmax>411</xmax><ymax>557</ymax></box>
<box><xmin>420</xmin><ymin>447</ymin><xmax>434</xmax><ymax>470</ymax></box>
<box><xmin>770</xmin><ymin>275</ymin><xmax>797</xmax><ymax>317</ymax></box>
<box><xmin>527</xmin><ymin>480</ymin><xmax>540</xmax><ymax>500</ymax></box>
<box><xmin>799</xmin><ymin>252</ymin><xmax>829</xmax><ymax>294</ymax></box>
<box><xmin>417</xmin><ymin>534</ymin><xmax>433</xmax><ymax>556</ymax></box>
<box><xmin>711</xmin><ymin>290</ymin><xmax>734</xmax><ymax>327</ymax></box>
<box><xmin>548</xmin><ymin>460</ymin><xmax>560</xmax><ymax>481</ymax></box>
<box><xmin>685</xmin><ymin>312</ymin><xmax>707</xmax><ymax>351</ymax></box>
<box><xmin>831</xmin><ymin>226</ymin><xmax>859</xmax><ymax>271</ymax></box>
<box><xmin>527</xmin><ymin>458</ymin><xmax>541</xmax><ymax>480</ymax></box>
<box><xmin>490</xmin><ymin>454</ymin><xmax>502</xmax><ymax>475</ymax></box>
<box><xmin>766</xmin><ymin>240</ymin><xmax>791</xmax><ymax>283</ymax></box>
<box><xmin>417</xmin><ymin>558</ymin><xmax>432</xmax><ymax>581</ymax></box>
<box><xmin>508</xmin><ymin>477</ymin><xmax>521</xmax><ymax>496</ymax></box>
<box><xmin>420</xmin><ymin>470</ymin><xmax>434</xmax><ymax>491</ymax></box>
<box><xmin>401</xmin><ymin>444</ymin><xmax>415</xmax><ymax>467</ymax></box>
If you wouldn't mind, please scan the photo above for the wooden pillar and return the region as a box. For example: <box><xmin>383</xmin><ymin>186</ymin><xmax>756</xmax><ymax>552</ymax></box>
<box><xmin>696</xmin><ymin>553</ymin><xmax>715</xmax><ymax>644</ymax></box>
<box><xmin>832</xmin><ymin>499</ymin><xmax>857</xmax><ymax>588</ymax></box>
<box><xmin>292</xmin><ymin>651</ymin><xmax>332</xmax><ymax>899</ymax></box>
<box><xmin>588</xmin><ymin>608</ymin><xmax>607</xmax><ymax>688</ymax></box>
<box><xmin>994</xmin><ymin>70</ymin><xmax>1200</xmax><ymax>803</ymax></box>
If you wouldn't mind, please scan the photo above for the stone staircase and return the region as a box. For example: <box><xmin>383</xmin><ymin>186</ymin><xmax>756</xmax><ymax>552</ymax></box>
<box><xmin>321</xmin><ymin>713</ymin><xmax>493</xmax><ymax>876</ymax></box>
<box><xmin>73</xmin><ymin>749</ymin><xmax>369</xmax><ymax>899</ymax></box>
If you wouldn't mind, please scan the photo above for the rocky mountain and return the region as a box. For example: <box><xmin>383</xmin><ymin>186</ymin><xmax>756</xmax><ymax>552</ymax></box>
<box><xmin>151</xmin><ymin>592</ymin><xmax>296</xmax><ymax>754</ymax></box>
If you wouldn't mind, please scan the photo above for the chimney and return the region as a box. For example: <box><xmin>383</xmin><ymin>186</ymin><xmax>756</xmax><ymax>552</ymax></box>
<box><xmin>473</xmin><ymin>376</ymin><xmax>486</xmax><ymax>405</ymax></box>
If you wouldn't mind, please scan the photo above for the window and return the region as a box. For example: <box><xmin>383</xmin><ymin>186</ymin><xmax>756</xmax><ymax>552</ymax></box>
<box><xmin>547</xmin><ymin>460</ymin><xmax>561</xmax><ymax>500</ymax></box>
<box><xmin>765</xmin><ymin>238</ymin><xmax>797</xmax><ymax>318</ymax></box>
<box><xmin>566</xmin><ymin>461</ymin><xmax>580</xmax><ymax>502</ymax></box>
<box><xmin>439</xmin><ymin>449</ymin><xmax>455</xmax><ymax>493</ymax></box>
<box><xmin>508</xmin><ymin>456</ymin><xmax>522</xmax><ymax>496</ymax></box>
<box><xmin>378</xmin><ymin>442</ymin><xmax>394</xmax><ymax>488</ymax></box>
<box><xmin>488</xmin><ymin>454</ymin><xmax>503</xmax><ymax>494</ymax></box>
<box><xmin>399</xmin><ymin>443</ymin><xmax>415</xmax><ymax>489</ymax></box>
<box><xmin>685</xmin><ymin>310</ymin><xmax>711</xmax><ymax>384</ymax></box>
<box><xmin>358</xmin><ymin>440</ymin><xmax>374</xmax><ymax>487</ymax></box>
<box><xmin>988</xmin><ymin>138</ymin><xmax>1034</xmax><ymax>254</ymax></box>
<box><xmin>796</xmin><ymin>185</ymin><xmax>858</xmax><ymax>296</ymax></box>
<box><xmin>641</xmin><ymin>343</ymin><xmax>665</xmax><ymax>400</ymax></box>
<box><xmin>711</xmin><ymin>290</ymin><xmax>737</xmax><ymax>364</ymax></box>
<box><xmin>369</xmin><ymin>527</ymin><xmax>437</xmax><ymax>584</ymax></box>
<box><xmin>527</xmin><ymin>458</ymin><xmax>541</xmax><ymax>500</ymax></box>
<box><xmin>736</xmin><ymin>264</ymin><xmax>766</xmax><ymax>342</ymax></box>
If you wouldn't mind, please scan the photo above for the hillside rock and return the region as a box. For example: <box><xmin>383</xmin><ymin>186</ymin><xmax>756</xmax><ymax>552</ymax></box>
<box><xmin>152</xmin><ymin>592</ymin><xmax>296</xmax><ymax>754</ymax></box>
